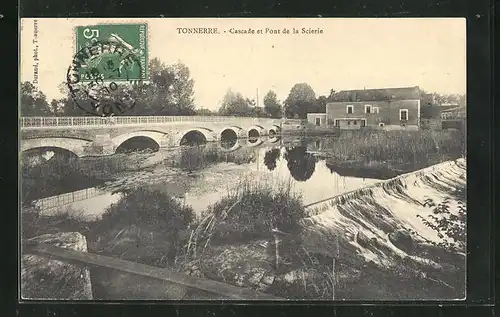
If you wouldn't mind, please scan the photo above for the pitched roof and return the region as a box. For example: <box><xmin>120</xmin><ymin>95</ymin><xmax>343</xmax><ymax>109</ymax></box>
<box><xmin>330</xmin><ymin>86</ymin><xmax>421</xmax><ymax>102</ymax></box>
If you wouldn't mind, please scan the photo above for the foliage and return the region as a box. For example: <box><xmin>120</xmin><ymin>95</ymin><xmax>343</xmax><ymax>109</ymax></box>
<box><xmin>52</xmin><ymin>58</ymin><xmax>197</xmax><ymax>116</ymax></box>
<box><xmin>20</xmin><ymin>82</ymin><xmax>54</xmax><ymax>116</ymax></box>
<box><xmin>419</xmin><ymin>89</ymin><xmax>466</xmax><ymax>107</ymax></box>
<box><xmin>263</xmin><ymin>90</ymin><xmax>282</xmax><ymax>118</ymax></box>
<box><xmin>170</xmin><ymin>144</ymin><xmax>257</xmax><ymax>172</ymax></box>
<box><xmin>89</xmin><ymin>187</ymin><xmax>195</xmax><ymax>266</ymax></box>
<box><xmin>320</xmin><ymin>129</ymin><xmax>465</xmax><ymax>164</ymax></box>
<box><xmin>21</xmin><ymin>152</ymin><xmax>146</xmax><ymax>204</ymax></box>
<box><xmin>284</xmin><ymin>83</ymin><xmax>317</xmax><ymax>119</ymax></box>
<box><xmin>196</xmin><ymin>180</ymin><xmax>306</xmax><ymax>245</ymax></box>
<box><xmin>21</xmin><ymin>206</ymin><xmax>95</xmax><ymax>241</ymax></box>
<box><xmin>195</xmin><ymin>108</ymin><xmax>215</xmax><ymax>116</ymax></box>
<box><xmin>418</xmin><ymin>187</ymin><xmax>466</xmax><ymax>253</ymax></box>
<box><xmin>217</xmin><ymin>89</ymin><xmax>254</xmax><ymax>117</ymax></box>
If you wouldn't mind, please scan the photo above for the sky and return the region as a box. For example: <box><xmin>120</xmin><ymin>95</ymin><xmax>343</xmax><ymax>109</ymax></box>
<box><xmin>20</xmin><ymin>18</ymin><xmax>466</xmax><ymax>111</ymax></box>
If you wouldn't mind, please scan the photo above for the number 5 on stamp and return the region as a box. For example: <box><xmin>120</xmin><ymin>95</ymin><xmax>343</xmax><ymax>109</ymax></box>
<box><xmin>75</xmin><ymin>23</ymin><xmax>149</xmax><ymax>83</ymax></box>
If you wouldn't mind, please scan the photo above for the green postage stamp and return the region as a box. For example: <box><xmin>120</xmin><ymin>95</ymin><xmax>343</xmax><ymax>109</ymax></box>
<box><xmin>75</xmin><ymin>23</ymin><xmax>148</xmax><ymax>82</ymax></box>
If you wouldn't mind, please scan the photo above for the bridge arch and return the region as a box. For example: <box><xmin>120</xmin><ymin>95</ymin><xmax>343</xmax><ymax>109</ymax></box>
<box><xmin>112</xmin><ymin>131</ymin><xmax>168</xmax><ymax>152</ymax></box>
<box><xmin>268</xmin><ymin>124</ymin><xmax>281</xmax><ymax>137</ymax></box>
<box><xmin>177</xmin><ymin>127</ymin><xmax>216</xmax><ymax>146</ymax></box>
<box><xmin>220</xmin><ymin>141</ymin><xmax>241</xmax><ymax>152</ymax></box>
<box><xmin>247</xmin><ymin>125</ymin><xmax>266</xmax><ymax>138</ymax></box>
<box><xmin>247</xmin><ymin>137</ymin><xmax>264</xmax><ymax>147</ymax></box>
<box><xmin>219</xmin><ymin>126</ymin><xmax>243</xmax><ymax>149</ymax></box>
<box><xmin>21</xmin><ymin>137</ymin><xmax>92</xmax><ymax>157</ymax></box>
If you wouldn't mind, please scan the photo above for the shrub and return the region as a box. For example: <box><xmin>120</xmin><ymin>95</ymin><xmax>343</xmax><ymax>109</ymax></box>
<box><xmin>89</xmin><ymin>187</ymin><xmax>195</xmax><ymax>266</ymax></box>
<box><xmin>417</xmin><ymin>186</ymin><xmax>466</xmax><ymax>253</ymax></box>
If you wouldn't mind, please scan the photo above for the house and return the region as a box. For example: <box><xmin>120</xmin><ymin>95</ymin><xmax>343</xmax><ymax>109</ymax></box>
<box><xmin>306</xmin><ymin>113</ymin><xmax>327</xmax><ymax>127</ymax></box>
<box><xmin>441</xmin><ymin>104</ymin><xmax>466</xmax><ymax>120</ymax></box>
<box><xmin>326</xmin><ymin>86</ymin><xmax>421</xmax><ymax>130</ymax></box>
<box><xmin>306</xmin><ymin>86</ymin><xmax>422</xmax><ymax>130</ymax></box>
<box><xmin>420</xmin><ymin>103</ymin><xmax>442</xmax><ymax>130</ymax></box>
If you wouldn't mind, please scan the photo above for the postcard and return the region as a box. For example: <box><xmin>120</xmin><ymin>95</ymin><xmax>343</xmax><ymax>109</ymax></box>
<box><xmin>19</xmin><ymin>18</ymin><xmax>466</xmax><ymax>300</ymax></box>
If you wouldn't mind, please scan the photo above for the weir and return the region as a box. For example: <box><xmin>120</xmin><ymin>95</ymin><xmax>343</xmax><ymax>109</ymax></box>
<box><xmin>304</xmin><ymin>158</ymin><xmax>466</xmax><ymax>216</ymax></box>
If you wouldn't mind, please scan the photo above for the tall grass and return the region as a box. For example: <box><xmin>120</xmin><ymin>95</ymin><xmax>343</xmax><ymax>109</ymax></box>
<box><xmin>169</xmin><ymin>144</ymin><xmax>257</xmax><ymax>172</ymax></box>
<box><xmin>183</xmin><ymin>178</ymin><xmax>305</xmax><ymax>258</ymax></box>
<box><xmin>324</xmin><ymin>130</ymin><xmax>465</xmax><ymax>164</ymax></box>
<box><xmin>21</xmin><ymin>153</ymin><xmax>148</xmax><ymax>204</ymax></box>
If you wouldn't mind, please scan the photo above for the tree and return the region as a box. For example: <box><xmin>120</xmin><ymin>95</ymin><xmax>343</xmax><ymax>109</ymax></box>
<box><xmin>195</xmin><ymin>108</ymin><xmax>215</xmax><ymax>116</ymax></box>
<box><xmin>117</xmin><ymin>58</ymin><xmax>196</xmax><ymax>116</ymax></box>
<box><xmin>263</xmin><ymin>90</ymin><xmax>282</xmax><ymax>118</ymax></box>
<box><xmin>20</xmin><ymin>82</ymin><xmax>53</xmax><ymax>116</ymax></box>
<box><xmin>284</xmin><ymin>83</ymin><xmax>316</xmax><ymax>119</ymax></box>
<box><xmin>313</xmin><ymin>95</ymin><xmax>328</xmax><ymax>113</ymax></box>
<box><xmin>218</xmin><ymin>89</ymin><xmax>253</xmax><ymax>117</ymax></box>
<box><xmin>166</xmin><ymin>62</ymin><xmax>196</xmax><ymax>115</ymax></box>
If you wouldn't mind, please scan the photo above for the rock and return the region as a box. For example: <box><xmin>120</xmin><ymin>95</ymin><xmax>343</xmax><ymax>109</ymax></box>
<box><xmin>21</xmin><ymin>232</ymin><xmax>93</xmax><ymax>300</ymax></box>
<box><xmin>388</xmin><ymin>229</ymin><xmax>414</xmax><ymax>253</ymax></box>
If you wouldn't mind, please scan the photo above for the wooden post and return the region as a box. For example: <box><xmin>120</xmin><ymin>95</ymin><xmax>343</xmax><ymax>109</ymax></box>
<box><xmin>274</xmin><ymin>232</ymin><xmax>280</xmax><ymax>270</ymax></box>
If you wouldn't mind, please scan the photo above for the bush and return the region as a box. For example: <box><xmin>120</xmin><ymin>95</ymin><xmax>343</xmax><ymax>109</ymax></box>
<box><xmin>89</xmin><ymin>187</ymin><xmax>195</xmax><ymax>266</ymax></box>
<box><xmin>417</xmin><ymin>186</ymin><xmax>466</xmax><ymax>253</ymax></box>
<box><xmin>198</xmin><ymin>179</ymin><xmax>306</xmax><ymax>245</ymax></box>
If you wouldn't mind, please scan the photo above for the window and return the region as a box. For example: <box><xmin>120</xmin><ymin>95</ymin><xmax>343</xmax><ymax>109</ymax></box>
<box><xmin>346</xmin><ymin>105</ymin><xmax>353</xmax><ymax>114</ymax></box>
<box><xmin>373</xmin><ymin>107</ymin><xmax>379</xmax><ymax>114</ymax></box>
<box><xmin>347</xmin><ymin>120</ymin><xmax>351</xmax><ymax>125</ymax></box>
<box><xmin>400</xmin><ymin>109</ymin><xmax>408</xmax><ymax>121</ymax></box>
<box><xmin>365</xmin><ymin>104</ymin><xmax>372</xmax><ymax>114</ymax></box>
<box><xmin>335</xmin><ymin>120</ymin><xmax>340</xmax><ymax>126</ymax></box>
<box><xmin>353</xmin><ymin>120</ymin><xmax>357</xmax><ymax>125</ymax></box>
<box><xmin>361</xmin><ymin>120</ymin><xmax>366</xmax><ymax>127</ymax></box>
<box><xmin>379</xmin><ymin>122</ymin><xmax>385</xmax><ymax>127</ymax></box>
<box><xmin>315</xmin><ymin>117</ymin><xmax>321</xmax><ymax>126</ymax></box>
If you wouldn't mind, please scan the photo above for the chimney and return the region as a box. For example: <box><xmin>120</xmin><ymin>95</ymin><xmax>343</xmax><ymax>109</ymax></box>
<box><xmin>350</xmin><ymin>91</ymin><xmax>357</xmax><ymax>102</ymax></box>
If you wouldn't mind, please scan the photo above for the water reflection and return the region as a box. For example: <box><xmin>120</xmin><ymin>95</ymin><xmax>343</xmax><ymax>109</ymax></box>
<box><xmin>263</xmin><ymin>149</ymin><xmax>281</xmax><ymax>171</ymax></box>
<box><xmin>174</xmin><ymin>143</ymin><xmax>258</xmax><ymax>173</ymax></box>
<box><xmin>283</xmin><ymin>146</ymin><xmax>317</xmax><ymax>182</ymax></box>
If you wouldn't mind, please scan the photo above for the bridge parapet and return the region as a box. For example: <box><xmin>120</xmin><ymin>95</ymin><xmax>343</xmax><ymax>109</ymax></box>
<box><xmin>21</xmin><ymin>116</ymin><xmax>282</xmax><ymax>129</ymax></box>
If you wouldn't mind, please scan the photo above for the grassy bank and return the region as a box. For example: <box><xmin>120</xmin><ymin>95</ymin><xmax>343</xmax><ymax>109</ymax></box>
<box><xmin>21</xmin><ymin>160</ymin><xmax>467</xmax><ymax>299</ymax></box>
<box><xmin>21</xmin><ymin>153</ymin><xmax>149</xmax><ymax>204</ymax></box>
<box><xmin>313</xmin><ymin>129</ymin><xmax>465</xmax><ymax>178</ymax></box>
<box><xmin>322</xmin><ymin>129</ymin><xmax>465</xmax><ymax>162</ymax></box>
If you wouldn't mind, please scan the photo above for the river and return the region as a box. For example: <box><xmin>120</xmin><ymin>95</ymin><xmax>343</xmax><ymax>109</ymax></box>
<box><xmin>33</xmin><ymin>133</ymin><xmax>459</xmax><ymax>220</ymax></box>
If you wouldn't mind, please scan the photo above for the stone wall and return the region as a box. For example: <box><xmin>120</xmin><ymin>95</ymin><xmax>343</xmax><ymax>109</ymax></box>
<box><xmin>21</xmin><ymin>232</ymin><xmax>93</xmax><ymax>300</ymax></box>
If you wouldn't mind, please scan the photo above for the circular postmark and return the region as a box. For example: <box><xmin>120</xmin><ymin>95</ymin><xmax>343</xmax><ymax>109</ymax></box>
<box><xmin>66</xmin><ymin>37</ymin><xmax>146</xmax><ymax>117</ymax></box>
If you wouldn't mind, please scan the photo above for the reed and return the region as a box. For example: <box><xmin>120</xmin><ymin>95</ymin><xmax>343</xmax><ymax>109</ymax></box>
<box><xmin>323</xmin><ymin>129</ymin><xmax>465</xmax><ymax>164</ymax></box>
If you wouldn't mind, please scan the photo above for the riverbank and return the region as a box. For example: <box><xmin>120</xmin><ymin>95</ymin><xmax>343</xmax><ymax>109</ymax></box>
<box><xmin>21</xmin><ymin>157</ymin><xmax>466</xmax><ymax>299</ymax></box>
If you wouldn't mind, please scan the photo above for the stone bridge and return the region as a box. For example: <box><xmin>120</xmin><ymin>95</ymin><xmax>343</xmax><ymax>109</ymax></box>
<box><xmin>20</xmin><ymin>116</ymin><xmax>283</xmax><ymax>157</ymax></box>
